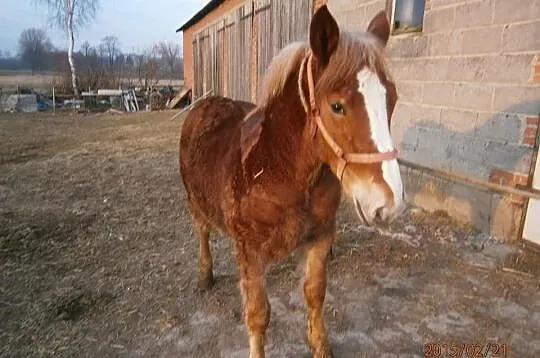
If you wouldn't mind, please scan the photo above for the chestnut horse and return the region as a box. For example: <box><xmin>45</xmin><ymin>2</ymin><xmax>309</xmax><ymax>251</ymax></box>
<box><xmin>179</xmin><ymin>6</ymin><xmax>404</xmax><ymax>357</ymax></box>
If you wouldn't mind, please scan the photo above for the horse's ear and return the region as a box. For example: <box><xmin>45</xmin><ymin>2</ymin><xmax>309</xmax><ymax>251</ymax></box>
<box><xmin>309</xmin><ymin>5</ymin><xmax>339</xmax><ymax>66</ymax></box>
<box><xmin>240</xmin><ymin>109</ymin><xmax>264</xmax><ymax>165</ymax></box>
<box><xmin>367</xmin><ymin>11</ymin><xmax>390</xmax><ymax>46</ymax></box>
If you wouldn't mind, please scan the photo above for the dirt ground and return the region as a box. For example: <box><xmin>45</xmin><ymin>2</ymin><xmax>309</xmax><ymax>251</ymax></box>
<box><xmin>1</xmin><ymin>111</ymin><xmax>539</xmax><ymax>358</ymax></box>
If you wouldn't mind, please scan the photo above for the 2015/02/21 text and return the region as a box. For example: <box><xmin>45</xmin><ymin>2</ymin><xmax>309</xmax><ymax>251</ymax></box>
<box><xmin>424</xmin><ymin>342</ymin><xmax>508</xmax><ymax>357</ymax></box>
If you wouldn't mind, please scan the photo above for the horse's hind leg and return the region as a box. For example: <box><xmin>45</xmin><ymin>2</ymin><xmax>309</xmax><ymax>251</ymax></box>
<box><xmin>193</xmin><ymin>214</ymin><xmax>214</xmax><ymax>290</ymax></box>
<box><xmin>304</xmin><ymin>231</ymin><xmax>334</xmax><ymax>358</ymax></box>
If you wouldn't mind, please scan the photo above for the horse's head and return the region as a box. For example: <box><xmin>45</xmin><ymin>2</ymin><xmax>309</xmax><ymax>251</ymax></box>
<box><xmin>305</xmin><ymin>6</ymin><xmax>404</xmax><ymax>226</ymax></box>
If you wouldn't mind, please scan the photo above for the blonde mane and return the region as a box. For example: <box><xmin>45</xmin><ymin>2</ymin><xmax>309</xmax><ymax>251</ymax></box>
<box><xmin>257</xmin><ymin>42</ymin><xmax>309</xmax><ymax>107</ymax></box>
<box><xmin>257</xmin><ymin>30</ymin><xmax>390</xmax><ymax>108</ymax></box>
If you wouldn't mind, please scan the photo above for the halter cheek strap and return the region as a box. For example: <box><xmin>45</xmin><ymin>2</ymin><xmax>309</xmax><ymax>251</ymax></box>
<box><xmin>297</xmin><ymin>52</ymin><xmax>398</xmax><ymax>181</ymax></box>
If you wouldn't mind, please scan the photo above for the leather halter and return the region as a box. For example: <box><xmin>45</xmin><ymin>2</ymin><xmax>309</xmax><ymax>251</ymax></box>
<box><xmin>297</xmin><ymin>52</ymin><xmax>398</xmax><ymax>181</ymax></box>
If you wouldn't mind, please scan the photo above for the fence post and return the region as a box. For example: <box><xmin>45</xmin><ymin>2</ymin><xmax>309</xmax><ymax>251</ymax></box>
<box><xmin>52</xmin><ymin>86</ymin><xmax>56</xmax><ymax>114</ymax></box>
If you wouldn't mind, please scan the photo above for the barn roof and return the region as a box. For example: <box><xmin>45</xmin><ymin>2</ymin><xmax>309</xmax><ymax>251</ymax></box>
<box><xmin>176</xmin><ymin>0</ymin><xmax>224</xmax><ymax>32</ymax></box>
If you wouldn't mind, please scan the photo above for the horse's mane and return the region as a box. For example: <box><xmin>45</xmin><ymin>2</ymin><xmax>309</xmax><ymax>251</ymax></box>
<box><xmin>256</xmin><ymin>30</ymin><xmax>389</xmax><ymax>109</ymax></box>
<box><xmin>257</xmin><ymin>42</ymin><xmax>309</xmax><ymax>108</ymax></box>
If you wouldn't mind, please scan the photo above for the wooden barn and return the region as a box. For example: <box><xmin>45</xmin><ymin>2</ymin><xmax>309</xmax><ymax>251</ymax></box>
<box><xmin>177</xmin><ymin>0</ymin><xmax>540</xmax><ymax>248</ymax></box>
<box><xmin>177</xmin><ymin>0</ymin><xmax>316</xmax><ymax>102</ymax></box>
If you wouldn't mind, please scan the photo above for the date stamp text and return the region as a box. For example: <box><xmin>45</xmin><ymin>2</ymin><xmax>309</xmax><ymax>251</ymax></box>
<box><xmin>424</xmin><ymin>342</ymin><xmax>509</xmax><ymax>357</ymax></box>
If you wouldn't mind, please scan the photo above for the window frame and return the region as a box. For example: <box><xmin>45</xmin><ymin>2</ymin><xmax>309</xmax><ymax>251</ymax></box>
<box><xmin>386</xmin><ymin>0</ymin><xmax>426</xmax><ymax>36</ymax></box>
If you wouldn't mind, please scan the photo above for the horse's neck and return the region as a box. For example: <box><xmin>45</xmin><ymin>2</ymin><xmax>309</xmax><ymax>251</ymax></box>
<box><xmin>261</xmin><ymin>74</ymin><xmax>320</xmax><ymax>186</ymax></box>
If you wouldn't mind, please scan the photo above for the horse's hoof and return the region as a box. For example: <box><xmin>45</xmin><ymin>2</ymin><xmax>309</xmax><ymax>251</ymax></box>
<box><xmin>198</xmin><ymin>272</ymin><xmax>215</xmax><ymax>291</ymax></box>
<box><xmin>320</xmin><ymin>348</ymin><xmax>333</xmax><ymax>358</ymax></box>
<box><xmin>312</xmin><ymin>344</ymin><xmax>333</xmax><ymax>358</ymax></box>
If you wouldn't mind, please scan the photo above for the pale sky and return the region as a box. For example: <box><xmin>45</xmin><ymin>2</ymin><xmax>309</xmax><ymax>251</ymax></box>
<box><xmin>0</xmin><ymin>0</ymin><xmax>208</xmax><ymax>55</ymax></box>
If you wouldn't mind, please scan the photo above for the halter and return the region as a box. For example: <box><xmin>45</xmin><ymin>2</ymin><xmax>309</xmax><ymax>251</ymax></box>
<box><xmin>297</xmin><ymin>52</ymin><xmax>398</xmax><ymax>181</ymax></box>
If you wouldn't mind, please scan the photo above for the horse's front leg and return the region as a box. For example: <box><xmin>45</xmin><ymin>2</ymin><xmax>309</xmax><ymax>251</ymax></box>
<box><xmin>239</xmin><ymin>257</ymin><xmax>270</xmax><ymax>358</ymax></box>
<box><xmin>304</xmin><ymin>231</ymin><xmax>334</xmax><ymax>358</ymax></box>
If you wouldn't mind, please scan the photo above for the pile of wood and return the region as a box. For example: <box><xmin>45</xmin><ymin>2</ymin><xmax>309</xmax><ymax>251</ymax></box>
<box><xmin>149</xmin><ymin>92</ymin><xmax>166</xmax><ymax>110</ymax></box>
<box><xmin>167</xmin><ymin>88</ymin><xmax>191</xmax><ymax>109</ymax></box>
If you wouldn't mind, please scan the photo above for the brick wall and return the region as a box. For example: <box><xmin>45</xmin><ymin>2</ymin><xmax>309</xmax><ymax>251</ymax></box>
<box><xmin>328</xmin><ymin>0</ymin><xmax>540</xmax><ymax>240</ymax></box>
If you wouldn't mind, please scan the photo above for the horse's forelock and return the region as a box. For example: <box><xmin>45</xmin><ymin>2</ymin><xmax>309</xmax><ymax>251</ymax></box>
<box><xmin>315</xmin><ymin>30</ymin><xmax>390</xmax><ymax>98</ymax></box>
<box><xmin>257</xmin><ymin>30</ymin><xmax>391</xmax><ymax>109</ymax></box>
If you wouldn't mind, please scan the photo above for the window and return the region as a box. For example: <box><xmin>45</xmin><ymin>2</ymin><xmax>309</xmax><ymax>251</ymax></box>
<box><xmin>388</xmin><ymin>0</ymin><xmax>426</xmax><ymax>34</ymax></box>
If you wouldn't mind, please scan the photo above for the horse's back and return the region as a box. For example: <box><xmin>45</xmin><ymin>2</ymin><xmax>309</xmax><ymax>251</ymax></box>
<box><xmin>181</xmin><ymin>97</ymin><xmax>253</xmax><ymax>143</ymax></box>
<box><xmin>179</xmin><ymin>96</ymin><xmax>254</xmax><ymax>227</ymax></box>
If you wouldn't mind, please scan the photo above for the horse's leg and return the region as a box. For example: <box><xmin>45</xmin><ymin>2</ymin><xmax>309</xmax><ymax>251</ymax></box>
<box><xmin>194</xmin><ymin>217</ymin><xmax>214</xmax><ymax>290</ymax></box>
<box><xmin>239</xmin><ymin>259</ymin><xmax>270</xmax><ymax>358</ymax></box>
<box><xmin>304</xmin><ymin>232</ymin><xmax>334</xmax><ymax>358</ymax></box>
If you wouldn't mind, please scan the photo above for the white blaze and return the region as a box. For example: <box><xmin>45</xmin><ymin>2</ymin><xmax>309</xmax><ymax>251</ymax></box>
<box><xmin>357</xmin><ymin>68</ymin><xmax>403</xmax><ymax>207</ymax></box>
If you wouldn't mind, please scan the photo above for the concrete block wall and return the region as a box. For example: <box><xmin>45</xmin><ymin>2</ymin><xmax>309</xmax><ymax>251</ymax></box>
<box><xmin>328</xmin><ymin>0</ymin><xmax>540</xmax><ymax>241</ymax></box>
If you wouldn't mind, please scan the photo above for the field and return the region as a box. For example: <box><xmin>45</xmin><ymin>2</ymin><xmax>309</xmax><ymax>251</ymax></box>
<box><xmin>1</xmin><ymin>111</ymin><xmax>539</xmax><ymax>357</ymax></box>
<box><xmin>0</xmin><ymin>70</ymin><xmax>184</xmax><ymax>92</ymax></box>
<box><xmin>0</xmin><ymin>70</ymin><xmax>56</xmax><ymax>91</ymax></box>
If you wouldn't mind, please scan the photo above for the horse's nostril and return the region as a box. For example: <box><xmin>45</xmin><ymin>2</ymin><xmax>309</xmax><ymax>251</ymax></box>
<box><xmin>374</xmin><ymin>207</ymin><xmax>385</xmax><ymax>223</ymax></box>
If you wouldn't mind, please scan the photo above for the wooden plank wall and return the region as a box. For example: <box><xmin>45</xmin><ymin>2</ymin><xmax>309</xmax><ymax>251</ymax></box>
<box><xmin>192</xmin><ymin>0</ymin><xmax>312</xmax><ymax>102</ymax></box>
<box><xmin>228</xmin><ymin>3</ymin><xmax>253</xmax><ymax>101</ymax></box>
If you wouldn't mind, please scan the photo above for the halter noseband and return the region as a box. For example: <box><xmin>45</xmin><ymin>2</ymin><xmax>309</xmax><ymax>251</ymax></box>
<box><xmin>298</xmin><ymin>52</ymin><xmax>398</xmax><ymax>181</ymax></box>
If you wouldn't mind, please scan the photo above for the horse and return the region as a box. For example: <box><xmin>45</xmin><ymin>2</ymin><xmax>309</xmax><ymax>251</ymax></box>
<box><xmin>179</xmin><ymin>5</ymin><xmax>404</xmax><ymax>357</ymax></box>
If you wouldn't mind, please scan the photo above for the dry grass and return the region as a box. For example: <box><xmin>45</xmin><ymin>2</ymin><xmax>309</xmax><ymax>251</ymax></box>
<box><xmin>0</xmin><ymin>110</ymin><xmax>199</xmax><ymax>357</ymax></box>
<box><xmin>0</xmin><ymin>111</ymin><xmax>539</xmax><ymax>357</ymax></box>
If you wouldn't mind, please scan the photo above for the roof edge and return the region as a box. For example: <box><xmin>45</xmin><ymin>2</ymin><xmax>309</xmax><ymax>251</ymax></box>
<box><xmin>176</xmin><ymin>0</ymin><xmax>224</xmax><ymax>32</ymax></box>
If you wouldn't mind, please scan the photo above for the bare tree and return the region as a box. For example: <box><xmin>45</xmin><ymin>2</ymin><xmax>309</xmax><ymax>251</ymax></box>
<box><xmin>80</xmin><ymin>40</ymin><xmax>92</xmax><ymax>57</ymax></box>
<box><xmin>99</xmin><ymin>35</ymin><xmax>120</xmax><ymax>69</ymax></box>
<box><xmin>36</xmin><ymin>0</ymin><xmax>99</xmax><ymax>97</ymax></box>
<box><xmin>18</xmin><ymin>28</ymin><xmax>53</xmax><ymax>73</ymax></box>
<box><xmin>156</xmin><ymin>41</ymin><xmax>181</xmax><ymax>84</ymax></box>
<box><xmin>134</xmin><ymin>47</ymin><xmax>159</xmax><ymax>90</ymax></box>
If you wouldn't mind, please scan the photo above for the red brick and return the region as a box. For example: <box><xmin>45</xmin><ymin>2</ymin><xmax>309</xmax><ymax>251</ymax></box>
<box><xmin>489</xmin><ymin>168</ymin><xmax>530</xmax><ymax>188</ymax></box>
<box><xmin>509</xmin><ymin>194</ymin><xmax>527</xmax><ymax>206</ymax></box>
<box><xmin>522</xmin><ymin>125</ymin><xmax>537</xmax><ymax>146</ymax></box>
<box><xmin>524</xmin><ymin>127</ymin><xmax>538</xmax><ymax>138</ymax></box>
<box><xmin>489</xmin><ymin>168</ymin><xmax>513</xmax><ymax>186</ymax></box>
<box><xmin>527</xmin><ymin>117</ymin><xmax>540</xmax><ymax>126</ymax></box>
<box><xmin>513</xmin><ymin>173</ymin><xmax>529</xmax><ymax>186</ymax></box>
<box><xmin>523</xmin><ymin>136</ymin><xmax>536</xmax><ymax>146</ymax></box>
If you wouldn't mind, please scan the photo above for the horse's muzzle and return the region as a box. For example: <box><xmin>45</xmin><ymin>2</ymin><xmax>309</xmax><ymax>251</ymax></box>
<box><xmin>354</xmin><ymin>195</ymin><xmax>404</xmax><ymax>227</ymax></box>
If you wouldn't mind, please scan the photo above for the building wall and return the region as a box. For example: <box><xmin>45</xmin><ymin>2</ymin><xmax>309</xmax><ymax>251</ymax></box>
<box><xmin>184</xmin><ymin>0</ymin><xmax>313</xmax><ymax>102</ymax></box>
<box><xmin>181</xmin><ymin>0</ymin><xmax>539</xmax><ymax>241</ymax></box>
<box><xmin>182</xmin><ymin>0</ymin><xmax>246</xmax><ymax>91</ymax></box>
<box><xmin>329</xmin><ymin>0</ymin><xmax>540</xmax><ymax>240</ymax></box>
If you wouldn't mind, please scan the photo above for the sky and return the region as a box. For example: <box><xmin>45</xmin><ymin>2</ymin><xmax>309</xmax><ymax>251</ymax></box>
<box><xmin>0</xmin><ymin>0</ymin><xmax>208</xmax><ymax>56</ymax></box>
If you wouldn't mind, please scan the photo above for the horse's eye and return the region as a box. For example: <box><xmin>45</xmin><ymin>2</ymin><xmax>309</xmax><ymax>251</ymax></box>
<box><xmin>330</xmin><ymin>102</ymin><xmax>345</xmax><ymax>116</ymax></box>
